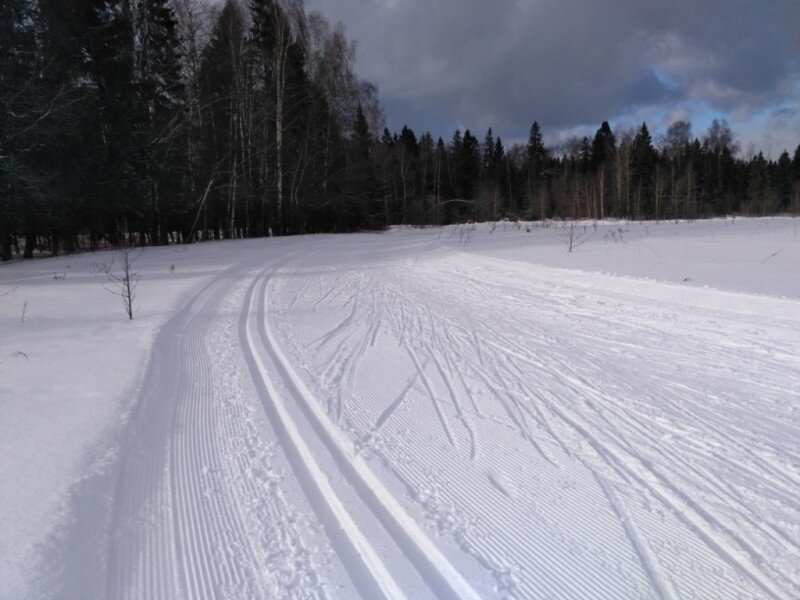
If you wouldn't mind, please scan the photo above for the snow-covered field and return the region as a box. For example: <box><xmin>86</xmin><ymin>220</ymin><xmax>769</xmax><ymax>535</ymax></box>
<box><xmin>1</xmin><ymin>218</ymin><xmax>799</xmax><ymax>599</ymax></box>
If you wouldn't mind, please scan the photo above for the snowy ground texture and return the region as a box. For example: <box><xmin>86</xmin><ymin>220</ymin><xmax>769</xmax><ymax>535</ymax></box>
<box><xmin>1</xmin><ymin>217</ymin><xmax>799</xmax><ymax>599</ymax></box>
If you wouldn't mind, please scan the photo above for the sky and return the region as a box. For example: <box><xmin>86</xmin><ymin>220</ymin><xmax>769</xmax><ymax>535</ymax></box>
<box><xmin>306</xmin><ymin>0</ymin><xmax>800</xmax><ymax>156</ymax></box>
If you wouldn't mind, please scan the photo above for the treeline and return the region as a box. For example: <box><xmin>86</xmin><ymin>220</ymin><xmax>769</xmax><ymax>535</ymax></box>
<box><xmin>2</xmin><ymin>1</ymin><xmax>800</xmax><ymax>261</ymax></box>
<box><xmin>373</xmin><ymin>120</ymin><xmax>800</xmax><ymax>226</ymax></box>
<box><xmin>0</xmin><ymin>0</ymin><xmax>382</xmax><ymax>260</ymax></box>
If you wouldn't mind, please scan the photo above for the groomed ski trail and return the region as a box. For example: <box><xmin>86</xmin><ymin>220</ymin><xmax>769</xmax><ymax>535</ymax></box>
<box><xmin>106</xmin><ymin>258</ymin><xmax>328</xmax><ymax>599</ymax></box>
<box><xmin>106</xmin><ymin>246</ymin><xmax>490</xmax><ymax>600</ymax></box>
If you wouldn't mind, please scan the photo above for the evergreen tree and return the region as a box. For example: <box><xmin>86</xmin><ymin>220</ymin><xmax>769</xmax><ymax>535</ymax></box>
<box><xmin>527</xmin><ymin>121</ymin><xmax>546</xmax><ymax>165</ymax></box>
<box><xmin>449</xmin><ymin>129</ymin><xmax>463</xmax><ymax>201</ymax></box>
<box><xmin>632</xmin><ymin>122</ymin><xmax>656</xmax><ymax>218</ymax></box>
<box><xmin>590</xmin><ymin>121</ymin><xmax>615</xmax><ymax>218</ymax></box>
<box><xmin>526</xmin><ymin>121</ymin><xmax>548</xmax><ymax>218</ymax></box>
<box><xmin>347</xmin><ymin>104</ymin><xmax>379</xmax><ymax>227</ymax></box>
<box><xmin>461</xmin><ymin>129</ymin><xmax>480</xmax><ymax>202</ymax></box>
<box><xmin>590</xmin><ymin>121</ymin><xmax>615</xmax><ymax>170</ymax></box>
<box><xmin>482</xmin><ymin>128</ymin><xmax>496</xmax><ymax>177</ymax></box>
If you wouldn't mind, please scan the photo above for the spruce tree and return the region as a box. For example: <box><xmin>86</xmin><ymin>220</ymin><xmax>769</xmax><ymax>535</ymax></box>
<box><xmin>590</xmin><ymin>121</ymin><xmax>616</xmax><ymax>218</ymax></box>
<box><xmin>632</xmin><ymin>122</ymin><xmax>656</xmax><ymax>217</ymax></box>
<box><xmin>449</xmin><ymin>129</ymin><xmax>463</xmax><ymax>201</ymax></box>
<box><xmin>483</xmin><ymin>128</ymin><xmax>496</xmax><ymax>177</ymax></box>
<box><xmin>527</xmin><ymin>121</ymin><xmax>548</xmax><ymax>218</ymax></box>
<box><xmin>347</xmin><ymin>104</ymin><xmax>379</xmax><ymax>228</ymax></box>
<box><xmin>461</xmin><ymin>129</ymin><xmax>480</xmax><ymax>202</ymax></box>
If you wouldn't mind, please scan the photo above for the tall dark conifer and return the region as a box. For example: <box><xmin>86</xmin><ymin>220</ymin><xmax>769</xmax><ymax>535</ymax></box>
<box><xmin>527</xmin><ymin>121</ymin><xmax>548</xmax><ymax>218</ymax></box>
<box><xmin>632</xmin><ymin>122</ymin><xmax>655</xmax><ymax>217</ymax></box>
<box><xmin>346</xmin><ymin>104</ymin><xmax>378</xmax><ymax>228</ymax></box>
<box><xmin>461</xmin><ymin>129</ymin><xmax>480</xmax><ymax>202</ymax></box>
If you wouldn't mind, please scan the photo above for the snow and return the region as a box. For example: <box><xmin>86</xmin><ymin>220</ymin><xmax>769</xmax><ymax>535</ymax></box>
<box><xmin>1</xmin><ymin>218</ymin><xmax>799</xmax><ymax>599</ymax></box>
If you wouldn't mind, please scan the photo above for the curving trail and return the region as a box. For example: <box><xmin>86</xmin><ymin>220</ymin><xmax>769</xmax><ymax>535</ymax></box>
<box><xmin>103</xmin><ymin>227</ymin><xmax>800</xmax><ymax>599</ymax></box>
<box><xmin>106</xmin><ymin>258</ymin><xmax>329</xmax><ymax>599</ymax></box>
<box><xmin>105</xmin><ymin>242</ymin><xmax>494</xmax><ymax>599</ymax></box>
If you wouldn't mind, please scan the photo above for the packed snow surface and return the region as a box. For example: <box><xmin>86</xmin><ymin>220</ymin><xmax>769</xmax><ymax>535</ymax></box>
<box><xmin>1</xmin><ymin>218</ymin><xmax>799</xmax><ymax>599</ymax></box>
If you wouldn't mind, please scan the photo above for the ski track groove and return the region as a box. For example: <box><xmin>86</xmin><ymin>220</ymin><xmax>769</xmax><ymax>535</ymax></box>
<box><xmin>252</xmin><ymin>265</ymin><xmax>485</xmax><ymax>600</ymax></box>
<box><xmin>593</xmin><ymin>472</ymin><xmax>676</xmax><ymax>600</ymax></box>
<box><xmin>373</xmin><ymin>366</ymin><xmax>426</xmax><ymax>433</ymax></box>
<box><xmin>241</xmin><ymin>268</ymin><xmax>408</xmax><ymax>600</ymax></box>
<box><xmin>405</xmin><ymin>344</ymin><xmax>457</xmax><ymax>450</ymax></box>
<box><xmin>107</xmin><ymin>262</ymin><xmax>329</xmax><ymax>600</ymax></box>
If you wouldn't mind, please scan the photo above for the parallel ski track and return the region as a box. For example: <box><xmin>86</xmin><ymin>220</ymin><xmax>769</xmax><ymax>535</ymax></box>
<box><xmin>107</xmin><ymin>261</ymin><xmax>324</xmax><ymax>600</ymax></box>
<box><xmin>240</xmin><ymin>261</ymin><xmax>484</xmax><ymax>600</ymax></box>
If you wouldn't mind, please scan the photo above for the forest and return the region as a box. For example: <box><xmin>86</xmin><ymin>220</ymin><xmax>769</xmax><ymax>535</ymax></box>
<box><xmin>2</xmin><ymin>0</ymin><xmax>799</xmax><ymax>260</ymax></box>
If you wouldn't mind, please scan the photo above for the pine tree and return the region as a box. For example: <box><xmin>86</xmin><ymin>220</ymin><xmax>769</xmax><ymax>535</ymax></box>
<box><xmin>482</xmin><ymin>128</ymin><xmax>496</xmax><ymax>176</ymax></box>
<box><xmin>347</xmin><ymin>104</ymin><xmax>379</xmax><ymax>228</ymax></box>
<box><xmin>632</xmin><ymin>122</ymin><xmax>655</xmax><ymax>218</ymax></box>
<box><xmin>527</xmin><ymin>121</ymin><xmax>548</xmax><ymax>218</ymax></box>
<box><xmin>590</xmin><ymin>121</ymin><xmax>615</xmax><ymax>218</ymax></box>
<box><xmin>461</xmin><ymin>129</ymin><xmax>480</xmax><ymax>203</ymax></box>
<box><xmin>449</xmin><ymin>129</ymin><xmax>463</xmax><ymax>201</ymax></box>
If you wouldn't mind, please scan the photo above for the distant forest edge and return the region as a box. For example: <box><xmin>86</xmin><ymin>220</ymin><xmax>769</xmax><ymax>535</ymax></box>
<box><xmin>2</xmin><ymin>0</ymin><xmax>799</xmax><ymax>260</ymax></box>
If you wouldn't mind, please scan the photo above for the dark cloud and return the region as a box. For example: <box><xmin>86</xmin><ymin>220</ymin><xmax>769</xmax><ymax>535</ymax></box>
<box><xmin>307</xmin><ymin>0</ymin><xmax>800</xmax><ymax>151</ymax></box>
